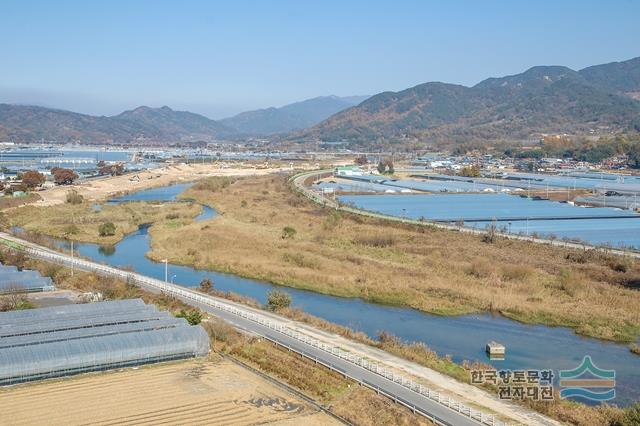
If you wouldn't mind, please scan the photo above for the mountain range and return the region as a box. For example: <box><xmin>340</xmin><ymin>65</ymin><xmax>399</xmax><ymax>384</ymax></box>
<box><xmin>219</xmin><ymin>95</ymin><xmax>369</xmax><ymax>135</ymax></box>
<box><xmin>1</xmin><ymin>57</ymin><xmax>639</xmax><ymax>145</ymax></box>
<box><xmin>297</xmin><ymin>57</ymin><xmax>640</xmax><ymax>145</ymax></box>
<box><xmin>0</xmin><ymin>105</ymin><xmax>235</xmax><ymax>144</ymax></box>
<box><xmin>0</xmin><ymin>95</ymin><xmax>368</xmax><ymax>144</ymax></box>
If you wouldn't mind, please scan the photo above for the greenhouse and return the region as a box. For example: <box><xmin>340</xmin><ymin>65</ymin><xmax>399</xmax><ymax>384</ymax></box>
<box><xmin>0</xmin><ymin>299</ymin><xmax>209</xmax><ymax>385</ymax></box>
<box><xmin>0</xmin><ymin>264</ymin><xmax>55</xmax><ymax>294</ymax></box>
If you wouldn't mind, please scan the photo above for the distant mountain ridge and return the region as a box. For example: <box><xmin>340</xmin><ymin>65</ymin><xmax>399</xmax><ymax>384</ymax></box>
<box><xmin>0</xmin><ymin>104</ymin><xmax>235</xmax><ymax>143</ymax></box>
<box><xmin>220</xmin><ymin>95</ymin><xmax>369</xmax><ymax>135</ymax></box>
<box><xmin>3</xmin><ymin>57</ymin><xmax>640</xmax><ymax>145</ymax></box>
<box><xmin>296</xmin><ymin>57</ymin><xmax>640</xmax><ymax>145</ymax></box>
<box><xmin>579</xmin><ymin>57</ymin><xmax>640</xmax><ymax>99</ymax></box>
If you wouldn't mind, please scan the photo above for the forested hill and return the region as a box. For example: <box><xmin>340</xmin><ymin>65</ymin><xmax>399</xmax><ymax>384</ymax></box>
<box><xmin>0</xmin><ymin>105</ymin><xmax>235</xmax><ymax>144</ymax></box>
<box><xmin>294</xmin><ymin>57</ymin><xmax>640</xmax><ymax>146</ymax></box>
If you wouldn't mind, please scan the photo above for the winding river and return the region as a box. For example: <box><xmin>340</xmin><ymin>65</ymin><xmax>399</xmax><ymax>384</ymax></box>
<box><xmin>45</xmin><ymin>183</ymin><xmax>640</xmax><ymax>406</ymax></box>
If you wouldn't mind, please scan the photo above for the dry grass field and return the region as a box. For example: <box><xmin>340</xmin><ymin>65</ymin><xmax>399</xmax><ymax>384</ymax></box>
<box><xmin>10</xmin><ymin>200</ymin><xmax>201</xmax><ymax>245</ymax></box>
<box><xmin>0</xmin><ymin>359</ymin><xmax>339</xmax><ymax>426</ymax></box>
<box><xmin>25</xmin><ymin>163</ymin><xmax>288</xmax><ymax>208</ymax></box>
<box><xmin>146</xmin><ymin>175</ymin><xmax>640</xmax><ymax>343</ymax></box>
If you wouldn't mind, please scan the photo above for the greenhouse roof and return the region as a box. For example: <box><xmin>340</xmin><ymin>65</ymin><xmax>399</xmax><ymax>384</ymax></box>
<box><xmin>0</xmin><ymin>264</ymin><xmax>55</xmax><ymax>294</ymax></box>
<box><xmin>0</xmin><ymin>299</ymin><xmax>209</xmax><ymax>385</ymax></box>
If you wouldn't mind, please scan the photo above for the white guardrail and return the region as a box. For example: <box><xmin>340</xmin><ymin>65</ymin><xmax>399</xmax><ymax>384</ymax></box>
<box><xmin>10</xmin><ymin>238</ymin><xmax>504</xmax><ymax>426</ymax></box>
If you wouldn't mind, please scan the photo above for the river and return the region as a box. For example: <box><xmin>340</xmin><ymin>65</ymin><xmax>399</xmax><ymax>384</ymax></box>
<box><xmin>45</xmin><ymin>183</ymin><xmax>640</xmax><ymax>406</ymax></box>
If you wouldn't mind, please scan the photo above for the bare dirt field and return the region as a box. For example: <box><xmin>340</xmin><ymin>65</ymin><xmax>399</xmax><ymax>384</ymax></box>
<box><xmin>32</xmin><ymin>163</ymin><xmax>292</xmax><ymax>207</ymax></box>
<box><xmin>0</xmin><ymin>358</ymin><xmax>340</xmax><ymax>426</ymax></box>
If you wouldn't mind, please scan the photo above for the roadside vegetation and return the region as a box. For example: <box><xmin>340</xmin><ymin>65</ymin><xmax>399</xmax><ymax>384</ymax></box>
<box><xmin>1</xmin><ymin>251</ymin><xmax>433</xmax><ymax>426</ymax></box>
<box><xmin>3</xmin><ymin>249</ymin><xmax>640</xmax><ymax>425</ymax></box>
<box><xmin>204</xmin><ymin>318</ymin><xmax>434</xmax><ymax>426</ymax></box>
<box><xmin>146</xmin><ymin>174</ymin><xmax>640</xmax><ymax>343</ymax></box>
<box><xmin>9</xmin><ymin>200</ymin><xmax>202</xmax><ymax>245</ymax></box>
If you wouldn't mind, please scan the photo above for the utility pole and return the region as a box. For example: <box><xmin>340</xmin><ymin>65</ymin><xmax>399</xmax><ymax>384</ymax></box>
<box><xmin>162</xmin><ymin>259</ymin><xmax>168</xmax><ymax>282</ymax></box>
<box><xmin>70</xmin><ymin>212</ymin><xmax>75</xmax><ymax>276</ymax></box>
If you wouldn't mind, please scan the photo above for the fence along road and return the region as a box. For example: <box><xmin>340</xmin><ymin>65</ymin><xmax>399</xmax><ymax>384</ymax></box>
<box><xmin>291</xmin><ymin>169</ymin><xmax>640</xmax><ymax>258</ymax></box>
<box><xmin>0</xmin><ymin>231</ymin><xmax>506</xmax><ymax>426</ymax></box>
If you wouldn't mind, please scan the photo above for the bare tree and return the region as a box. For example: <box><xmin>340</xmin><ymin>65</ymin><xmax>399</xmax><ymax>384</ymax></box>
<box><xmin>0</xmin><ymin>283</ymin><xmax>32</xmax><ymax>311</ymax></box>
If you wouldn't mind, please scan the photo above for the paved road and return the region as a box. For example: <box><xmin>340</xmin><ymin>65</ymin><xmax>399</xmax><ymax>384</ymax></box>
<box><xmin>186</xmin><ymin>298</ymin><xmax>479</xmax><ymax>426</ymax></box>
<box><xmin>0</xmin><ymin>231</ymin><xmax>496</xmax><ymax>426</ymax></box>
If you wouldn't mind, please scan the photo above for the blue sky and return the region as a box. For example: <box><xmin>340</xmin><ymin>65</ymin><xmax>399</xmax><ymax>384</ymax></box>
<box><xmin>1</xmin><ymin>0</ymin><xmax>639</xmax><ymax>118</ymax></box>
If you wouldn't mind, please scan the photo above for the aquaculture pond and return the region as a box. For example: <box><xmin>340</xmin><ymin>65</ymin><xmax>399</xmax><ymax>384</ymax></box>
<box><xmin>340</xmin><ymin>193</ymin><xmax>640</xmax><ymax>249</ymax></box>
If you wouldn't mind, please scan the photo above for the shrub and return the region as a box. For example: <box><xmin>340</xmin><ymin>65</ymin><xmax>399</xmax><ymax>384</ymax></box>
<box><xmin>323</xmin><ymin>210</ymin><xmax>342</xmax><ymax>230</ymax></box>
<box><xmin>482</xmin><ymin>221</ymin><xmax>498</xmax><ymax>243</ymax></box>
<box><xmin>98</xmin><ymin>222</ymin><xmax>116</xmax><ymax>237</ymax></box>
<box><xmin>199</xmin><ymin>277</ymin><xmax>213</xmax><ymax>293</ymax></box>
<box><xmin>459</xmin><ymin>165</ymin><xmax>481</xmax><ymax>177</ymax></box>
<box><xmin>266</xmin><ymin>290</ymin><xmax>292</xmax><ymax>311</ymax></box>
<box><xmin>175</xmin><ymin>309</ymin><xmax>203</xmax><ymax>325</ymax></box>
<box><xmin>621</xmin><ymin>403</ymin><xmax>640</xmax><ymax>426</ymax></box>
<box><xmin>66</xmin><ymin>190</ymin><xmax>84</xmax><ymax>204</ymax></box>
<box><xmin>165</xmin><ymin>213</ymin><xmax>180</xmax><ymax>220</ymax></box>
<box><xmin>608</xmin><ymin>257</ymin><xmax>633</xmax><ymax>273</ymax></box>
<box><xmin>64</xmin><ymin>224</ymin><xmax>80</xmax><ymax>236</ymax></box>
<box><xmin>377</xmin><ymin>158</ymin><xmax>394</xmax><ymax>174</ymax></box>
<box><xmin>202</xmin><ymin>318</ymin><xmax>240</xmax><ymax>346</ymax></box>
<box><xmin>353</xmin><ymin>234</ymin><xmax>395</xmax><ymax>248</ymax></box>
<box><xmin>282</xmin><ymin>252</ymin><xmax>318</xmax><ymax>269</ymax></box>
<box><xmin>558</xmin><ymin>269</ymin><xmax>581</xmax><ymax>296</ymax></box>
<box><xmin>281</xmin><ymin>226</ymin><xmax>297</xmax><ymax>239</ymax></box>
<box><xmin>0</xmin><ymin>282</ymin><xmax>33</xmax><ymax>311</ymax></box>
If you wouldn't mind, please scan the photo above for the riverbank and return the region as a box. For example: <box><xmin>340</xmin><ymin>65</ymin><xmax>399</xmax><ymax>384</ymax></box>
<box><xmin>10</xmin><ymin>200</ymin><xmax>202</xmax><ymax>245</ymax></box>
<box><xmin>24</xmin><ymin>163</ymin><xmax>289</xmax><ymax>207</ymax></box>
<box><xmin>1</xmin><ymin>254</ymin><xmax>434</xmax><ymax>426</ymax></box>
<box><xmin>147</xmin><ymin>174</ymin><xmax>640</xmax><ymax>343</ymax></box>
<box><xmin>5</xmin><ymin>247</ymin><xmax>638</xmax><ymax>426</ymax></box>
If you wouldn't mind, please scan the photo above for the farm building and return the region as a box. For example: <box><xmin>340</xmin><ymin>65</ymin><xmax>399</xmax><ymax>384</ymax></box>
<box><xmin>0</xmin><ymin>264</ymin><xmax>55</xmax><ymax>294</ymax></box>
<box><xmin>0</xmin><ymin>299</ymin><xmax>209</xmax><ymax>385</ymax></box>
<box><xmin>334</xmin><ymin>166</ymin><xmax>363</xmax><ymax>177</ymax></box>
